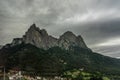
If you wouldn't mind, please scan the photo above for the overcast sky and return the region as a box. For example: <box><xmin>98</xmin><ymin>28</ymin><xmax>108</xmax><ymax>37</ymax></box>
<box><xmin>0</xmin><ymin>0</ymin><xmax>120</xmax><ymax>58</ymax></box>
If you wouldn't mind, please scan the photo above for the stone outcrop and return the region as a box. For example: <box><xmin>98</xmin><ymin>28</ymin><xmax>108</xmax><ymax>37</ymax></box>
<box><xmin>58</xmin><ymin>31</ymin><xmax>87</xmax><ymax>49</ymax></box>
<box><xmin>11</xmin><ymin>38</ymin><xmax>23</xmax><ymax>47</ymax></box>
<box><xmin>10</xmin><ymin>24</ymin><xmax>88</xmax><ymax>50</ymax></box>
<box><xmin>22</xmin><ymin>24</ymin><xmax>58</xmax><ymax>49</ymax></box>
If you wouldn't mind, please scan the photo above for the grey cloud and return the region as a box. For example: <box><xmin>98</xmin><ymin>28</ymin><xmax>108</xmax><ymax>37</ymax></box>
<box><xmin>92</xmin><ymin>45</ymin><xmax>120</xmax><ymax>58</ymax></box>
<box><xmin>51</xmin><ymin>19</ymin><xmax>120</xmax><ymax>45</ymax></box>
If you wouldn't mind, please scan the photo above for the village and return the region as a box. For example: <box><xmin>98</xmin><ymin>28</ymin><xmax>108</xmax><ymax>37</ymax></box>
<box><xmin>0</xmin><ymin>67</ymin><xmax>71</xmax><ymax>80</ymax></box>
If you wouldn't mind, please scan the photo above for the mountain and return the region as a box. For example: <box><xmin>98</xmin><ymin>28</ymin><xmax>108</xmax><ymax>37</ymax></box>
<box><xmin>0</xmin><ymin>43</ymin><xmax>120</xmax><ymax>76</ymax></box>
<box><xmin>0</xmin><ymin>24</ymin><xmax>120</xmax><ymax>78</ymax></box>
<box><xmin>10</xmin><ymin>24</ymin><xmax>88</xmax><ymax>50</ymax></box>
<box><xmin>58</xmin><ymin>31</ymin><xmax>87</xmax><ymax>50</ymax></box>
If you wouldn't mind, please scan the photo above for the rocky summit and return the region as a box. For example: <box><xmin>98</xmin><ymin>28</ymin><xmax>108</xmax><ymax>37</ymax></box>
<box><xmin>10</xmin><ymin>24</ymin><xmax>88</xmax><ymax>49</ymax></box>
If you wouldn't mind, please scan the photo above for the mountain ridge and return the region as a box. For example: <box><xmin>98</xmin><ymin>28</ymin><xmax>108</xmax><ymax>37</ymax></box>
<box><xmin>0</xmin><ymin>24</ymin><xmax>120</xmax><ymax>79</ymax></box>
<box><xmin>9</xmin><ymin>24</ymin><xmax>88</xmax><ymax>50</ymax></box>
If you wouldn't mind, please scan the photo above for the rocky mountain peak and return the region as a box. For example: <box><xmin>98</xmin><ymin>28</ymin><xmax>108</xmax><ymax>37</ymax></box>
<box><xmin>61</xmin><ymin>31</ymin><xmax>76</xmax><ymax>38</ymax></box>
<box><xmin>10</xmin><ymin>24</ymin><xmax>88</xmax><ymax>50</ymax></box>
<box><xmin>59</xmin><ymin>31</ymin><xmax>77</xmax><ymax>43</ymax></box>
<box><xmin>58</xmin><ymin>31</ymin><xmax>88</xmax><ymax>49</ymax></box>
<box><xmin>27</xmin><ymin>24</ymin><xmax>48</xmax><ymax>37</ymax></box>
<box><xmin>29</xmin><ymin>23</ymin><xmax>37</xmax><ymax>30</ymax></box>
<box><xmin>40</xmin><ymin>29</ymin><xmax>48</xmax><ymax>37</ymax></box>
<box><xmin>27</xmin><ymin>24</ymin><xmax>40</xmax><ymax>33</ymax></box>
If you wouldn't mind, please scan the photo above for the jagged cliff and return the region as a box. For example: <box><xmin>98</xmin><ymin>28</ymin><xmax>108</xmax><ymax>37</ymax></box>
<box><xmin>10</xmin><ymin>24</ymin><xmax>87</xmax><ymax>49</ymax></box>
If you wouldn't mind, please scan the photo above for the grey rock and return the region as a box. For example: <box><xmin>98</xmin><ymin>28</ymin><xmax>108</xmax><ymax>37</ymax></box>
<box><xmin>23</xmin><ymin>24</ymin><xmax>43</xmax><ymax>48</ymax></box>
<box><xmin>58</xmin><ymin>31</ymin><xmax>87</xmax><ymax>49</ymax></box>
<box><xmin>23</xmin><ymin>24</ymin><xmax>58</xmax><ymax>49</ymax></box>
<box><xmin>11</xmin><ymin>38</ymin><xmax>23</xmax><ymax>46</ymax></box>
<box><xmin>10</xmin><ymin>24</ymin><xmax>88</xmax><ymax>50</ymax></box>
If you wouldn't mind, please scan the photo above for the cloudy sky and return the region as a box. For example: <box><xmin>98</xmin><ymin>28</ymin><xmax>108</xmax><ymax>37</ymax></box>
<box><xmin>0</xmin><ymin>0</ymin><xmax>120</xmax><ymax>58</ymax></box>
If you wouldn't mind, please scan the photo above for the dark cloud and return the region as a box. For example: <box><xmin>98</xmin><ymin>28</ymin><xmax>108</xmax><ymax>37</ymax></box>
<box><xmin>92</xmin><ymin>45</ymin><xmax>120</xmax><ymax>58</ymax></box>
<box><xmin>79</xmin><ymin>19</ymin><xmax>120</xmax><ymax>45</ymax></box>
<box><xmin>0</xmin><ymin>0</ymin><xmax>120</xmax><ymax>58</ymax></box>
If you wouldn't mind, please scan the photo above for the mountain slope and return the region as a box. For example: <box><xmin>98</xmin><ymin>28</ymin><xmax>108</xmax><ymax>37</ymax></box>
<box><xmin>0</xmin><ymin>43</ymin><xmax>120</xmax><ymax>76</ymax></box>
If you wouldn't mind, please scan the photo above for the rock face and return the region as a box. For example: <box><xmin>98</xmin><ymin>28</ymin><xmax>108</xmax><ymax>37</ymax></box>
<box><xmin>10</xmin><ymin>24</ymin><xmax>88</xmax><ymax>49</ymax></box>
<box><xmin>58</xmin><ymin>31</ymin><xmax>87</xmax><ymax>49</ymax></box>
<box><xmin>23</xmin><ymin>24</ymin><xmax>58</xmax><ymax>49</ymax></box>
<box><xmin>11</xmin><ymin>38</ymin><xmax>23</xmax><ymax>47</ymax></box>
